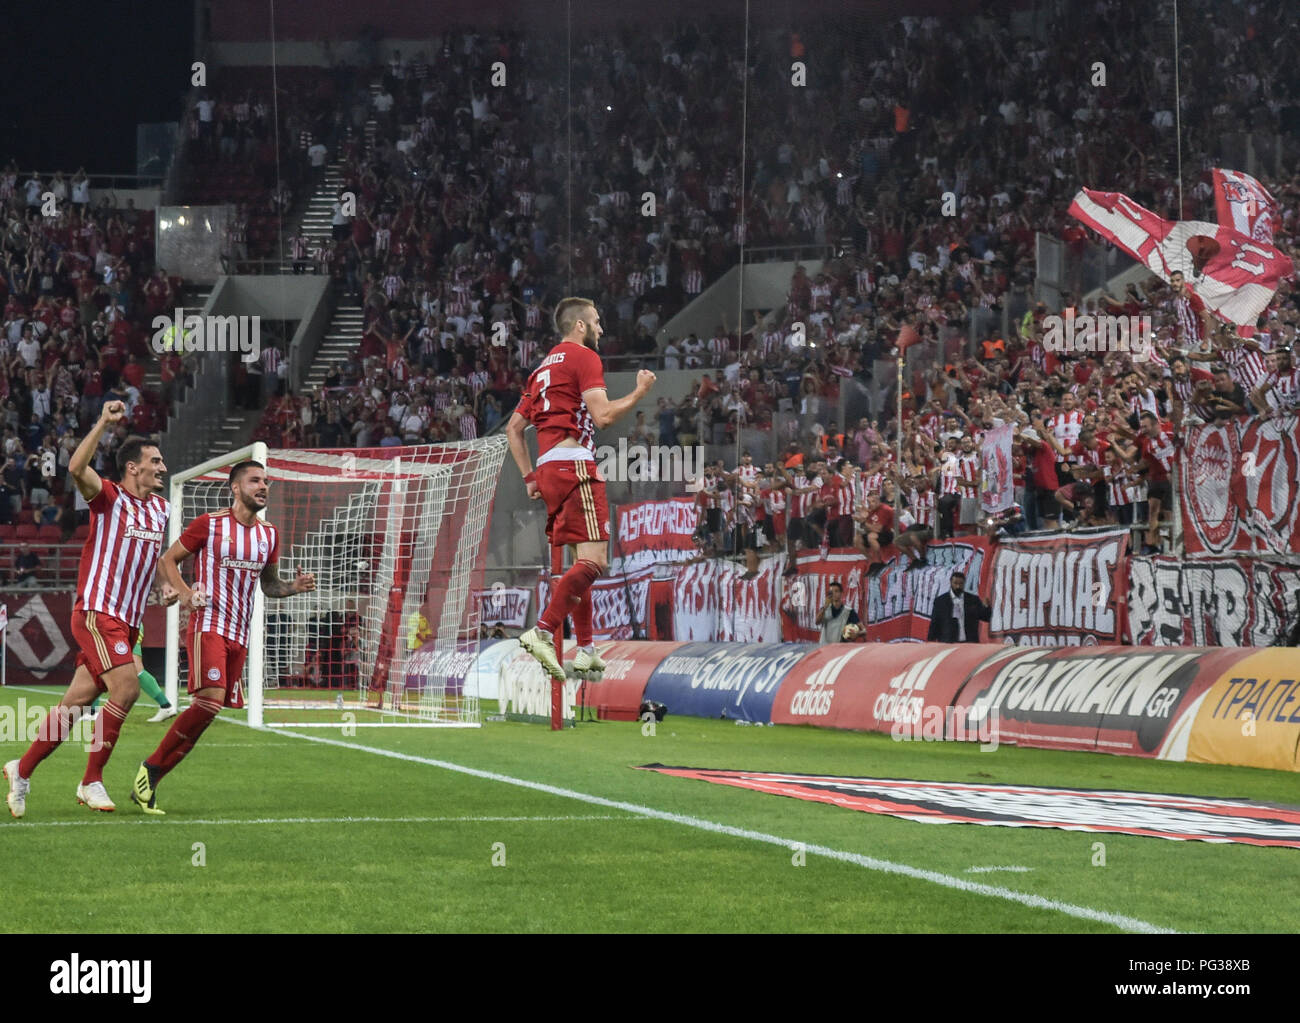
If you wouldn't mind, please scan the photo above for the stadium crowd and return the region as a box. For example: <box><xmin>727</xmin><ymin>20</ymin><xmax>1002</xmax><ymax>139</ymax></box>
<box><xmin>8</xmin><ymin>1</ymin><xmax>1300</xmax><ymax>581</ymax></box>
<box><xmin>0</xmin><ymin>166</ymin><xmax>178</xmax><ymax>559</ymax></box>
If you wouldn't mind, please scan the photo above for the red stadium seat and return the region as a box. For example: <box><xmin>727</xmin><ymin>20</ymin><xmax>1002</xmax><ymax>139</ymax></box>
<box><xmin>38</xmin><ymin>525</ymin><xmax>63</xmax><ymax>542</ymax></box>
<box><xmin>0</xmin><ymin>525</ymin><xmax>15</xmax><ymax>541</ymax></box>
<box><xmin>15</xmin><ymin>524</ymin><xmax>38</xmax><ymax>540</ymax></box>
<box><xmin>74</xmin><ymin>525</ymin><xmax>90</xmax><ymax>541</ymax></box>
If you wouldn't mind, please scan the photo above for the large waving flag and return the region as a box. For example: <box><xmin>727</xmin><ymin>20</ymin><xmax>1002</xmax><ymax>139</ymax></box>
<box><xmin>1213</xmin><ymin>168</ymin><xmax>1277</xmax><ymax>244</ymax></box>
<box><xmin>1068</xmin><ymin>188</ymin><xmax>1293</xmax><ymax>331</ymax></box>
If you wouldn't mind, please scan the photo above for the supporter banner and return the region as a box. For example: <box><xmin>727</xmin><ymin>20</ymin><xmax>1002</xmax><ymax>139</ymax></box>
<box><xmin>780</xmin><ymin>551</ymin><xmax>864</xmax><ymax>642</ymax></box>
<box><xmin>402</xmin><ymin>641</ymin><xmax>477</xmax><ymax>698</ymax></box>
<box><xmin>952</xmin><ymin>646</ymin><xmax>1250</xmax><ymax>759</ymax></box>
<box><xmin>1127</xmin><ymin>556</ymin><xmax>1300</xmax><ymax>646</ymax></box>
<box><xmin>474</xmin><ymin>587</ymin><xmax>531</xmax><ymax>630</ymax></box>
<box><xmin>536</xmin><ymin>570</ymin><xmax>652</xmax><ymax>640</ymax></box>
<box><xmin>1188</xmin><ymin>650</ymin><xmax>1300</xmax><ymax>772</ymax></box>
<box><xmin>642</xmin><ymin>642</ymin><xmax>810</xmax><ymax>722</ymax></box>
<box><xmin>647</xmin><ymin>579</ymin><xmax>675</xmax><ymax>640</ymax></box>
<box><xmin>590</xmin><ymin>569</ymin><xmax>653</xmax><ymax>641</ymax></box>
<box><xmin>612</xmin><ymin>497</ymin><xmax>699</xmax><ymax>573</ymax></box>
<box><xmin>986</xmin><ymin>529</ymin><xmax>1126</xmax><ymax>645</ymax></box>
<box><xmin>771</xmin><ymin>643</ymin><xmax>993</xmax><ymax>733</ymax></box>
<box><xmin>1068</xmin><ymin>188</ymin><xmax>1293</xmax><ymax>331</ymax></box>
<box><xmin>579</xmin><ymin>640</ymin><xmax>686</xmax><ymax>720</ymax></box>
<box><xmin>638</xmin><ymin>766</ymin><xmax>1300</xmax><ymax>847</ymax></box>
<box><xmin>1213</xmin><ymin>168</ymin><xmax>1277</xmax><ymax>245</ymax></box>
<box><xmin>1181</xmin><ymin>416</ymin><xmax>1300</xmax><ymax>555</ymax></box>
<box><xmin>0</xmin><ymin>592</ymin><xmax>165</xmax><ymax>685</ymax></box>
<box><xmin>863</xmin><ymin>538</ymin><xmax>994</xmax><ymax>643</ymax></box>
<box><xmin>674</xmin><ymin>556</ymin><xmax>782</xmax><ymax>643</ymax></box>
<box><xmin>980</xmin><ymin>424</ymin><xmax>1014</xmax><ymax>515</ymax></box>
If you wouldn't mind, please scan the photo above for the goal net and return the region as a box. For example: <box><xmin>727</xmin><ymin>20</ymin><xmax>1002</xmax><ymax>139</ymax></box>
<box><xmin>166</xmin><ymin>439</ymin><xmax>507</xmax><ymax>727</ymax></box>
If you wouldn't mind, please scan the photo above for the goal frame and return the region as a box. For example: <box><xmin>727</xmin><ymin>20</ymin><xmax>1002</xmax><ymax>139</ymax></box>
<box><xmin>166</xmin><ymin>441</ymin><xmax>497</xmax><ymax>729</ymax></box>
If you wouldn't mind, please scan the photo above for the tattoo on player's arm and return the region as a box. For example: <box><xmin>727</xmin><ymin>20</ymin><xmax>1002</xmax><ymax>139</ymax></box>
<box><xmin>260</xmin><ymin>563</ymin><xmax>295</xmax><ymax>598</ymax></box>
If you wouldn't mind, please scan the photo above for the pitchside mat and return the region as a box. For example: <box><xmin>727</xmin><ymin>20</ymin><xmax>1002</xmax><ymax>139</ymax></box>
<box><xmin>638</xmin><ymin>767</ymin><xmax>1300</xmax><ymax>849</ymax></box>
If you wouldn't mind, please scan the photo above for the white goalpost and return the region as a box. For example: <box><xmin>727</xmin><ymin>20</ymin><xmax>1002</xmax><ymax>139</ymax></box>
<box><xmin>166</xmin><ymin>438</ymin><xmax>508</xmax><ymax>728</ymax></box>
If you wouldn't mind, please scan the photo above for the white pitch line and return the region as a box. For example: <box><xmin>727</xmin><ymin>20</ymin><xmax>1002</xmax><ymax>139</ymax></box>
<box><xmin>2</xmin><ymin>814</ymin><xmax>639</xmax><ymax>829</ymax></box>
<box><xmin>213</xmin><ymin>717</ymin><xmax>1178</xmax><ymax>935</ymax></box>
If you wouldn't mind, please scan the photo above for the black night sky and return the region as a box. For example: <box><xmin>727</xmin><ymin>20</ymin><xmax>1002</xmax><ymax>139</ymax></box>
<box><xmin>0</xmin><ymin>0</ymin><xmax>194</xmax><ymax>174</ymax></box>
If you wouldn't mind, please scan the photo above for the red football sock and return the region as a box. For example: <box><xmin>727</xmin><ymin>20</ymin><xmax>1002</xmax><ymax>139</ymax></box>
<box><xmin>81</xmin><ymin>701</ymin><xmax>129</xmax><ymax>785</ymax></box>
<box><xmin>147</xmin><ymin>698</ymin><xmax>222</xmax><ymax>780</ymax></box>
<box><xmin>573</xmin><ymin>589</ymin><xmax>593</xmax><ymax>647</ymax></box>
<box><xmin>537</xmin><ymin>559</ymin><xmax>601</xmax><ymax>634</ymax></box>
<box><xmin>18</xmin><ymin>705</ymin><xmax>76</xmax><ymax>779</ymax></box>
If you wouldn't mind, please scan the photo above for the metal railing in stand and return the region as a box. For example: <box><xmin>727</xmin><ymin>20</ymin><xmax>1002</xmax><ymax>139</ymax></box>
<box><xmin>740</xmin><ymin>244</ymin><xmax>835</xmax><ymax>264</ymax></box>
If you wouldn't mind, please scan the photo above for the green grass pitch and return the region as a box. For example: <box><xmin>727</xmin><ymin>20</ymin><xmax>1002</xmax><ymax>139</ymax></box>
<box><xmin>1</xmin><ymin>683</ymin><xmax>1296</xmax><ymax>933</ymax></box>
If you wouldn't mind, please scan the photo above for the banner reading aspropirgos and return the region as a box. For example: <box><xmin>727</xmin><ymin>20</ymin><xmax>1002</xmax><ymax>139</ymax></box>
<box><xmin>986</xmin><ymin>529</ymin><xmax>1127</xmax><ymax>646</ymax></box>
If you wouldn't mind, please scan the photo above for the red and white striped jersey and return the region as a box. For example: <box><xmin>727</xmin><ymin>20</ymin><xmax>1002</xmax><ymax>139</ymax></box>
<box><xmin>1220</xmin><ymin>344</ymin><xmax>1268</xmax><ymax>392</ymax></box>
<box><xmin>514</xmin><ymin>190</ymin><xmax>534</xmax><ymax>216</ymax></box>
<box><xmin>833</xmin><ymin>475</ymin><xmax>854</xmax><ymax>517</ymax></box>
<box><xmin>763</xmin><ymin>486</ymin><xmax>786</xmax><ymax>515</ymax></box>
<box><xmin>761</xmin><ymin>330</ymin><xmax>783</xmax><ymax>360</ymax></box>
<box><xmin>468</xmin><ymin>369</ymin><xmax>490</xmax><ymax>393</ymax></box>
<box><xmin>459</xmin><ymin>412</ymin><xmax>478</xmax><ymax>440</ymax></box>
<box><xmin>708</xmin><ymin>335</ymin><xmax>729</xmax><ymax>364</ymax></box>
<box><xmin>909</xmin><ymin>488</ymin><xmax>935</xmax><ymax>527</ymax></box>
<box><xmin>627</xmin><ymin>270</ymin><xmax>647</xmax><ymax>296</ymax></box>
<box><xmin>524</xmin><ymin>303</ymin><xmax>542</xmax><ymax>328</ymax></box>
<box><xmin>938</xmin><ymin>455</ymin><xmax>961</xmax><ymax>496</ymax></box>
<box><xmin>1170</xmin><ymin>369</ymin><xmax>1213</xmax><ymax>405</ymax></box>
<box><xmin>382</xmin><ymin>274</ymin><xmax>403</xmax><ymax>299</ymax></box>
<box><xmin>75</xmin><ymin>479</ymin><xmax>169</xmax><ymax>629</ymax></box>
<box><xmin>180</xmin><ymin>510</ymin><xmax>280</xmax><ymax>648</ymax></box>
<box><xmin>684</xmin><ymin>269</ymin><xmax>703</xmax><ymax>294</ymax></box>
<box><xmin>1171</xmin><ymin>291</ymin><xmax>1205</xmax><ymax>345</ymax></box>
<box><xmin>260</xmin><ymin>347</ymin><xmax>283</xmax><ymax>376</ymax></box>
<box><xmin>1103</xmin><ymin>462</ymin><xmax>1132</xmax><ymax>506</ymax></box>
<box><xmin>957</xmin><ymin>453</ymin><xmax>979</xmax><ymax>499</ymax></box>
<box><xmin>855</xmin><ymin>268</ymin><xmax>873</xmax><ymax>296</ymax></box>
<box><xmin>1048</xmin><ymin>409</ymin><xmax>1085</xmax><ymax>456</ymax></box>
<box><xmin>859</xmin><ymin>473</ymin><xmax>884</xmax><ymax>502</ymax></box>
<box><xmin>736</xmin><ymin>464</ymin><xmax>757</xmax><ymax>485</ymax></box>
<box><xmin>789</xmin><ymin>474</ymin><xmax>821</xmax><ymax>518</ymax></box>
<box><xmin>1262</xmin><ymin>367</ymin><xmax>1300</xmax><ymax>410</ymax></box>
<box><xmin>810</xmin><ymin>283</ymin><xmax>831</xmax><ymax>310</ymax></box>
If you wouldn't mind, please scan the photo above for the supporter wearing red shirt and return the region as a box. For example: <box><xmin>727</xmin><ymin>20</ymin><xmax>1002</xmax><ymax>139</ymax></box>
<box><xmin>856</xmin><ymin>491</ymin><xmax>895</xmax><ymax>570</ymax></box>
<box><xmin>1121</xmin><ymin>411</ymin><xmax>1177</xmax><ymax>553</ymax></box>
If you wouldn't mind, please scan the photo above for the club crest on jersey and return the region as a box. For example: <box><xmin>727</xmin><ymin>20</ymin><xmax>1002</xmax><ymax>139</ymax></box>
<box><xmin>114</xmin><ymin>641</ymin><xmax>129</xmax><ymax>655</ymax></box>
<box><xmin>259</xmin><ymin>541</ymin><xmax>268</xmax><ymax>554</ymax></box>
<box><xmin>207</xmin><ymin>667</ymin><xmax>222</xmax><ymax>682</ymax></box>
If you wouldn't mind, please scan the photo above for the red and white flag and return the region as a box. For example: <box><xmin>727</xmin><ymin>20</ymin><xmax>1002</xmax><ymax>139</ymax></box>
<box><xmin>979</xmin><ymin>424</ymin><xmax>1014</xmax><ymax>515</ymax></box>
<box><xmin>1068</xmin><ymin>188</ymin><xmax>1293</xmax><ymax>333</ymax></box>
<box><xmin>1213</xmin><ymin>168</ymin><xmax>1277</xmax><ymax>245</ymax></box>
